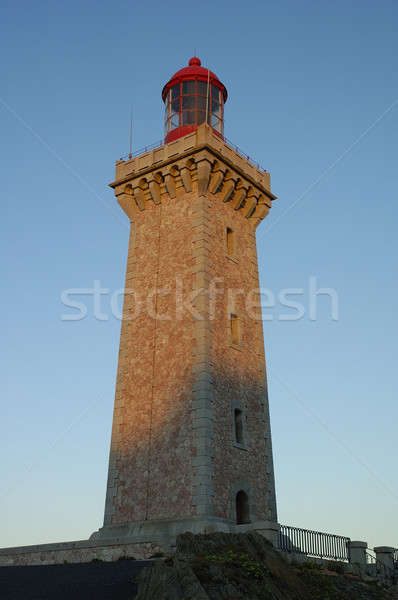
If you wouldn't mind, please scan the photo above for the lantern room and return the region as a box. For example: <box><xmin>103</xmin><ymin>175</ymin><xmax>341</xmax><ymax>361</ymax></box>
<box><xmin>162</xmin><ymin>57</ymin><xmax>228</xmax><ymax>144</ymax></box>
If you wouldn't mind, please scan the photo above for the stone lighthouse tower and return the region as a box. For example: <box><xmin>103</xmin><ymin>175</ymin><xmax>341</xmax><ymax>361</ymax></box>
<box><xmin>93</xmin><ymin>57</ymin><xmax>278</xmax><ymax>549</ymax></box>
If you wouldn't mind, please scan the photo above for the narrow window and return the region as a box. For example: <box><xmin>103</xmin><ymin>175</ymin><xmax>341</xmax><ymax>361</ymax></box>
<box><xmin>236</xmin><ymin>490</ymin><xmax>250</xmax><ymax>524</ymax></box>
<box><xmin>230</xmin><ymin>314</ymin><xmax>240</xmax><ymax>346</ymax></box>
<box><xmin>226</xmin><ymin>227</ymin><xmax>234</xmax><ymax>256</ymax></box>
<box><xmin>234</xmin><ymin>409</ymin><xmax>244</xmax><ymax>444</ymax></box>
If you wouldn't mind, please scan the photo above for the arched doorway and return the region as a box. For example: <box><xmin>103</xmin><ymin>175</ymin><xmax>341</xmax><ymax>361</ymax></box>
<box><xmin>236</xmin><ymin>490</ymin><xmax>250</xmax><ymax>524</ymax></box>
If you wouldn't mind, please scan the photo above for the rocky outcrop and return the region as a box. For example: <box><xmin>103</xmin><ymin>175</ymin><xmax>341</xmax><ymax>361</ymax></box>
<box><xmin>135</xmin><ymin>531</ymin><xmax>396</xmax><ymax>600</ymax></box>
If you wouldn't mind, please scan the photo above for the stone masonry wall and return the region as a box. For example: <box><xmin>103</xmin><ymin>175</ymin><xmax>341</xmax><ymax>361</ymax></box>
<box><xmin>0</xmin><ymin>539</ymin><xmax>164</xmax><ymax>566</ymax></box>
<box><xmin>105</xmin><ymin>180</ymin><xmax>197</xmax><ymax>525</ymax></box>
<box><xmin>208</xmin><ymin>190</ymin><xmax>275</xmax><ymax>523</ymax></box>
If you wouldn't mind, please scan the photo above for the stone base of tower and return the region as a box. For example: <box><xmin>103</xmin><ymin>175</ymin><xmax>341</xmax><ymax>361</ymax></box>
<box><xmin>90</xmin><ymin>517</ymin><xmax>280</xmax><ymax>553</ymax></box>
<box><xmin>0</xmin><ymin>521</ymin><xmax>279</xmax><ymax>566</ymax></box>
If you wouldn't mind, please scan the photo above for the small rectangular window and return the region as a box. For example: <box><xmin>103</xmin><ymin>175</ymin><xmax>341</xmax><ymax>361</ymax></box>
<box><xmin>234</xmin><ymin>409</ymin><xmax>244</xmax><ymax>444</ymax></box>
<box><xmin>226</xmin><ymin>227</ymin><xmax>235</xmax><ymax>257</ymax></box>
<box><xmin>230</xmin><ymin>314</ymin><xmax>240</xmax><ymax>346</ymax></box>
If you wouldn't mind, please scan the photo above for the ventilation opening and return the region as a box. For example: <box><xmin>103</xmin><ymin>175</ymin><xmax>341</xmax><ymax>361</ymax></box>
<box><xmin>236</xmin><ymin>490</ymin><xmax>250</xmax><ymax>524</ymax></box>
<box><xmin>226</xmin><ymin>227</ymin><xmax>235</xmax><ymax>256</ymax></box>
<box><xmin>230</xmin><ymin>314</ymin><xmax>240</xmax><ymax>346</ymax></box>
<box><xmin>234</xmin><ymin>409</ymin><xmax>244</xmax><ymax>444</ymax></box>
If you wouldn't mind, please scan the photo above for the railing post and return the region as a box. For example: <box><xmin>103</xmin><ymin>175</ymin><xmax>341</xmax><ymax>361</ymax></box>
<box><xmin>347</xmin><ymin>540</ymin><xmax>367</xmax><ymax>566</ymax></box>
<box><xmin>374</xmin><ymin>546</ymin><xmax>395</xmax><ymax>570</ymax></box>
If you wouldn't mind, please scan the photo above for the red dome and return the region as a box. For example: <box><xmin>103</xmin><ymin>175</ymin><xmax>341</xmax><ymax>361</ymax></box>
<box><xmin>162</xmin><ymin>57</ymin><xmax>227</xmax><ymax>102</ymax></box>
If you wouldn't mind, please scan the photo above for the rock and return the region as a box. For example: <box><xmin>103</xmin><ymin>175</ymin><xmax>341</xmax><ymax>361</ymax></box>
<box><xmin>135</xmin><ymin>532</ymin><xmax>397</xmax><ymax>600</ymax></box>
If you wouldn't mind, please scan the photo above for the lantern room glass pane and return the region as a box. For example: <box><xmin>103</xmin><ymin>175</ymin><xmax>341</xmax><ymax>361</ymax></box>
<box><xmin>197</xmin><ymin>96</ymin><xmax>206</xmax><ymax>111</ymax></box>
<box><xmin>182</xmin><ymin>80</ymin><xmax>195</xmax><ymax>95</ymax></box>
<box><xmin>171</xmin><ymin>99</ymin><xmax>180</xmax><ymax>113</ymax></box>
<box><xmin>196</xmin><ymin>110</ymin><xmax>206</xmax><ymax>125</ymax></box>
<box><xmin>171</xmin><ymin>114</ymin><xmax>179</xmax><ymax>129</ymax></box>
<box><xmin>165</xmin><ymin>117</ymin><xmax>171</xmax><ymax>135</ymax></box>
<box><xmin>211</xmin><ymin>85</ymin><xmax>220</xmax><ymax>103</ymax></box>
<box><xmin>182</xmin><ymin>110</ymin><xmax>195</xmax><ymax>125</ymax></box>
<box><xmin>211</xmin><ymin>114</ymin><xmax>222</xmax><ymax>132</ymax></box>
<box><xmin>182</xmin><ymin>96</ymin><xmax>195</xmax><ymax>110</ymax></box>
<box><xmin>211</xmin><ymin>99</ymin><xmax>220</xmax><ymax>116</ymax></box>
<box><xmin>171</xmin><ymin>84</ymin><xmax>180</xmax><ymax>100</ymax></box>
<box><xmin>197</xmin><ymin>80</ymin><xmax>208</xmax><ymax>96</ymax></box>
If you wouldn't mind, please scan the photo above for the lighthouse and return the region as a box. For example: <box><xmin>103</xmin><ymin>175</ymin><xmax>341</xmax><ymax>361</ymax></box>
<box><xmin>92</xmin><ymin>57</ymin><xmax>278</xmax><ymax>550</ymax></box>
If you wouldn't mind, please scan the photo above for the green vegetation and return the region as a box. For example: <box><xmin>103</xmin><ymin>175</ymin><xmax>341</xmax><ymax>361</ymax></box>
<box><xmin>193</xmin><ymin>548</ymin><xmax>270</xmax><ymax>580</ymax></box>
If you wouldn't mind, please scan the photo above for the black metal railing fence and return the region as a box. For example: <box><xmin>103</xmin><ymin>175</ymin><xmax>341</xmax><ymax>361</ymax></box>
<box><xmin>278</xmin><ymin>524</ymin><xmax>350</xmax><ymax>562</ymax></box>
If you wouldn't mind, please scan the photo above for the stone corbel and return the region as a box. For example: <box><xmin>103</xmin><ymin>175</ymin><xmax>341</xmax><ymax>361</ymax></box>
<box><xmin>221</xmin><ymin>174</ymin><xmax>236</xmax><ymax>203</ymax></box>
<box><xmin>148</xmin><ymin>178</ymin><xmax>161</xmax><ymax>205</ymax></box>
<box><xmin>232</xmin><ymin>183</ymin><xmax>249</xmax><ymax>211</ymax></box>
<box><xmin>164</xmin><ymin>172</ymin><xmax>176</xmax><ymax>198</ymax></box>
<box><xmin>196</xmin><ymin>157</ymin><xmax>212</xmax><ymax>196</ymax></box>
<box><xmin>244</xmin><ymin>190</ymin><xmax>261</xmax><ymax>218</ymax></box>
<box><xmin>132</xmin><ymin>186</ymin><xmax>146</xmax><ymax>211</ymax></box>
<box><xmin>251</xmin><ymin>195</ymin><xmax>271</xmax><ymax>225</ymax></box>
<box><xmin>254</xmin><ymin>205</ymin><xmax>270</xmax><ymax>221</ymax></box>
<box><xmin>209</xmin><ymin>165</ymin><xmax>226</xmax><ymax>194</ymax></box>
<box><xmin>180</xmin><ymin>164</ymin><xmax>193</xmax><ymax>192</ymax></box>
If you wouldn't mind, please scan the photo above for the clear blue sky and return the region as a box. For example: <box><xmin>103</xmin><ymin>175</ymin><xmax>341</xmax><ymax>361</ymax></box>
<box><xmin>1</xmin><ymin>0</ymin><xmax>397</xmax><ymax>551</ymax></box>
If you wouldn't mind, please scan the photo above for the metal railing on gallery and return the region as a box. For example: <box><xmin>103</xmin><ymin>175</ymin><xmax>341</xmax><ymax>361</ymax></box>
<box><xmin>119</xmin><ymin>139</ymin><xmax>164</xmax><ymax>161</ymax></box>
<box><xmin>118</xmin><ymin>131</ymin><xmax>268</xmax><ymax>173</ymax></box>
<box><xmin>278</xmin><ymin>524</ymin><xmax>350</xmax><ymax>562</ymax></box>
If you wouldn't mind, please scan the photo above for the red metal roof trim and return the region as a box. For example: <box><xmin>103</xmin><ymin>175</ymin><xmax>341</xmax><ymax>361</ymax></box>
<box><xmin>162</xmin><ymin>57</ymin><xmax>228</xmax><ymax>102</ymax></box>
